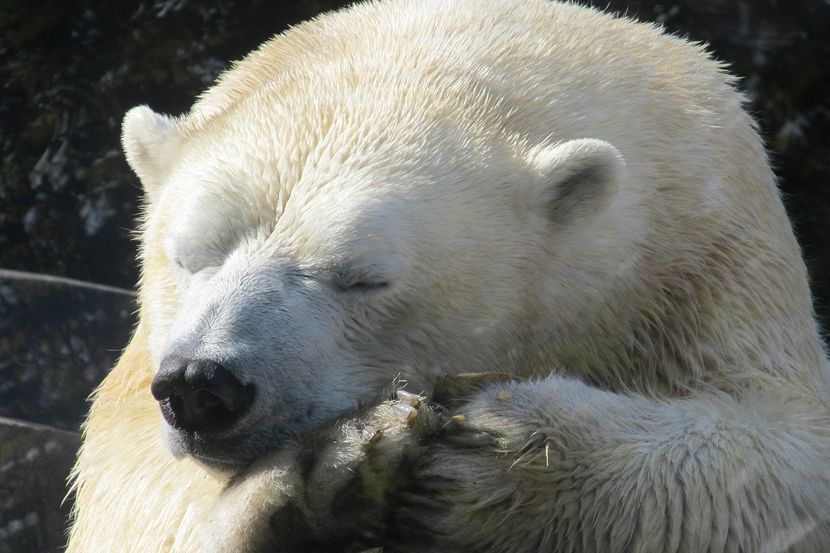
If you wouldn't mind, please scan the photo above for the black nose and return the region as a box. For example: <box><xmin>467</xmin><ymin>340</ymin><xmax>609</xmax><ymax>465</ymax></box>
<box><xmin>151</xmin><ymin>357</ymin><xmax>255</xmax><ymax>433</ymax></box>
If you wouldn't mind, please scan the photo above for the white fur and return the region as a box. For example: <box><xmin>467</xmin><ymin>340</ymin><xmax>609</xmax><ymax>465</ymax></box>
<box><xmin>68</xmin><ymin>0</ymin><xmax>830</xmax><ymax>551</ymax></box>
<box><xmin>122</xmin><ymin>106</ymin><xmax>183</xmax><ymax>200</ymax></box>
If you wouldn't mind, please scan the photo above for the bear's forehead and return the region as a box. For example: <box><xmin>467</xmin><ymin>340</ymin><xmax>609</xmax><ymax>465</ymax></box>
<box><xmin>175</xmin><ymin>102</ymin><xmax>402</xmax><ymax>208</ymax></box>
<box><xmin>168</xmin><ymin>94</ymin><xmax>507</xmax><ymax>223</ymax></box>
<box><xmin>160</xmin><ymin>154</ymin><xmax>417</xmax><ymax>263</ymax></box>
<box><xmin>177</xmin><ymin>37</ymin><xmax>514</xmax><ymax>175</ymax></box>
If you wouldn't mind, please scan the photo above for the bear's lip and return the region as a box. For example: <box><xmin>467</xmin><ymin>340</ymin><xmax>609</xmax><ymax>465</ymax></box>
<box><xmin>188</xmin><ymin>449</ymin><xmax>248</xmax><ymax>473</ymax></box>
<box><xmin>178</xmin><ymin>431</ymin><xmax>259</xmax><ymax>472</ymax></box>
<box><xmin>164</xmin><ymin>419</ymin><xmax>290</xmax><ymax>473</ymax></box>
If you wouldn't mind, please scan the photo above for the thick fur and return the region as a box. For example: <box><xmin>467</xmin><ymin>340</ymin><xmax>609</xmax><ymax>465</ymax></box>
<box><xmin>68</xmin><ymin>0</ymin><xmax>830</xmax><ymax>551</ymax></box>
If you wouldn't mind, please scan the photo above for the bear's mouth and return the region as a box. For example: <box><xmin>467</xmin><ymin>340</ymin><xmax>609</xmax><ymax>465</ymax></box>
<box><xmin>163</xmin><ymin>421</ymin><xmax>290</xmax><ymax>473</ymax></box>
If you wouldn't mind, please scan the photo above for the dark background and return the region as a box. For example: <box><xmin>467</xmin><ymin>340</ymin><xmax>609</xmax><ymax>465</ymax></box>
<box><xmin>1</xmin><ymin>0</ymin><xmax>828</xmax><ymax>551</ymax></box>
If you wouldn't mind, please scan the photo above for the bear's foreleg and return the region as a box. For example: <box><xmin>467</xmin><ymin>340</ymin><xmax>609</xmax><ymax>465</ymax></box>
<box><xmin>411</xmin><ymin>376</ymin><xmax>830</xmax><ymax>552</ymax></box>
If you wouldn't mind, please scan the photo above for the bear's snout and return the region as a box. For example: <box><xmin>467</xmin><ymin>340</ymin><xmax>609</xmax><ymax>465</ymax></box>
<box><xmin>151</xmin><ymin>357</ymin><xmax>255</xmax><ymax>434</ymax></box>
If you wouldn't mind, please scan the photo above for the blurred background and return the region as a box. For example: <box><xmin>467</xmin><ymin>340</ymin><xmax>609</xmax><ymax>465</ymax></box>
<box><xmin>1</xmin><ymin>0</ymin><xmax>828</xmax><ymax>551</ymax></box>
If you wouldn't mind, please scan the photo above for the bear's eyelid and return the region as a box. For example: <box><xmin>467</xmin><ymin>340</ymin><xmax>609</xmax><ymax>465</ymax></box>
<box><xmin>168</xmin><ymin>247</ymin><xmax>219</xmax><ymax>275</ymax></box>
<box><xmin>166</xmin><ymin>233</ymin><xmax>231</xmax><ymax>275</ymax></box>
<box><xmin>328</xmin><ymin>264</ymin><xmax>390</xmax><ymax>291</ymax></box>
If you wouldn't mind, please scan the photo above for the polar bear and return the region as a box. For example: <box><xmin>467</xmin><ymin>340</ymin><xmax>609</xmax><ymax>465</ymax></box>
<box><xmin>68</xmin><ymin>0</ymin><xmax>830</xmax><ymax>551</ymax></box>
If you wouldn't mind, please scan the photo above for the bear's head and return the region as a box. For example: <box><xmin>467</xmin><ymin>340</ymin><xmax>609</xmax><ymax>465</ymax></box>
<box><xmin>123</xmin><ymin>86</ymin><xmax>633</xmax><ymax>470</ymax></box>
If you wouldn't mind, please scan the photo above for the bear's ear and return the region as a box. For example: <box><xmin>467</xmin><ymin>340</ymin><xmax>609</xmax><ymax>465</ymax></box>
<box><xmin>122</xmin><ymin>105</ymin><xmax>183</xmax><ymax>201</ymax></box>
<box><xmin>528</xmin><ymin>139</ymin><xmax>624</xmax><ymax>223</ymax></box>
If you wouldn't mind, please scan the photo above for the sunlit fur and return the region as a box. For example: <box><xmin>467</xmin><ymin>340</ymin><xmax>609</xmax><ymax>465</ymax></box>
<box><xmin>68</xmin><ymin>0</ymin><xmax>830</xmax><ymax>551</ymax></box>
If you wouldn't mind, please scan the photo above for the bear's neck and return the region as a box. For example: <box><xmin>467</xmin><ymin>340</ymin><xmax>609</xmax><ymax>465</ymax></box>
<box><xmin>538</xmin><ymin>231</ymin><xmax>826</xmax><ymax>396</ymax></box>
